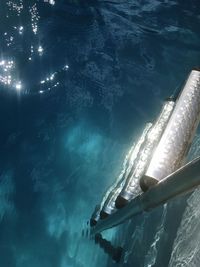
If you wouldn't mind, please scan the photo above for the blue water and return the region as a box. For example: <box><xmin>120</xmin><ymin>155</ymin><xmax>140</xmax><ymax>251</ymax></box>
<box><xmin>0</xmin><ymin>1</ymin><xmax>200</xmax><ymax>266</ymax></box>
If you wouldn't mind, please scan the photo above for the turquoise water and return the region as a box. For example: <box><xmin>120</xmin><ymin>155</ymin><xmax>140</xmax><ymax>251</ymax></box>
<box><xmin>0</xmin><ymin>1</ymin><xmax>200</xmax><ymax>266</ymax></box>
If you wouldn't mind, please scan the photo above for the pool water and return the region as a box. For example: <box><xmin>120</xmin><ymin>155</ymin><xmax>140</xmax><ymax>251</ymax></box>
<box><xmin>0</xmin><ymin>1</ymin><xmax>200</xmax><ymax>266</ymax></box>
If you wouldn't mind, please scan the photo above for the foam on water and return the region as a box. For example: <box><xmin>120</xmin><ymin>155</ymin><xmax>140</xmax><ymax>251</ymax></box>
<box><xmin>169</xmin><ymin>133</ymin><xmax>200</xmax><ymax>267</ymax></box>
<box><xmin>144</xmin><ymin>205</ymin><xmax>167</xmax><ymax>267</ymax></box>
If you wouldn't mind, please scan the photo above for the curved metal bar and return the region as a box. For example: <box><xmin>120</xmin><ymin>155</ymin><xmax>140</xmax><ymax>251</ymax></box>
<box><xmin>91</xmin><ymin>156</ymin><xmax>200</xmax><ymax>235</ymax></box>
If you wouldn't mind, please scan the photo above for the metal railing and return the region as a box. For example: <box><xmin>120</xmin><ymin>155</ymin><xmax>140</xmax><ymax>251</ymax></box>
<box><xmin>91</xmin><ymin>156</ymin><xmax>200</xmax><ymax>235</ymax></box>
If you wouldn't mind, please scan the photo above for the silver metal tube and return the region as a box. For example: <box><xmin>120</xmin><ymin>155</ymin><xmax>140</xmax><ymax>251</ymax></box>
<box><xmin>91</xmin><ymin>195</ymin><xmax>143</xmax><ymax>235</ymax></box>
<box><xmin>142</xmin><ymin>156</ymin><xmax>200</xmax><ymax>210</ymax></box>
<box><xmin>117</xmin><ymin>100</ymin><xmax>175</xmax><ymax>204</ymax></box>
<box><xmin>100</xmin><ymin>123</ymin><xmax>152</xmax><ymax>217</ymax></box>
<box><xmin>101</xmin><ymin>187</ymin><xmax>122</xmax><ymax>217</ymax></box>
<box><xmin>141</xmin><ymin>69</ymin><xmax>200</xmax><ymax>191</ymax></box>
<box><xmin>90</xmin><ymin>130</ymin><xmax>149</xmax><ymax>224</ymax></box>
<box><xmin>91</xmin><ymin>156</ymin><xmax>200</xmax><ymax>235</ymax></box>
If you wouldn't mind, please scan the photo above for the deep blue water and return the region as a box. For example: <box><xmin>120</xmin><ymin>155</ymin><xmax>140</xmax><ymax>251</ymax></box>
<box><xmin>0</xmin><ymin>1</ymin><xmax>200</xmax><ymax>267</ymax></box>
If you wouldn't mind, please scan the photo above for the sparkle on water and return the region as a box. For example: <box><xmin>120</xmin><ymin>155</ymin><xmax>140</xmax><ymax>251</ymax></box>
<box><xmin>0</xmin><ymin>1</ymin><xmax>200</xmax><ymax>267</ymax></box>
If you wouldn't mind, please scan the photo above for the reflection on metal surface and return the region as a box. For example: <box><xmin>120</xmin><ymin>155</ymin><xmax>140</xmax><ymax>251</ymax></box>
<box><xmin>141</xmin><ymin>69</ymin><xmax>200</xmax><ymax>190</ymax></box>
<box><xmin>91</xmin><ymin>156</ymin><xmax>200</xmax><ymax>235</ymax></box>
<box><xmin>100</xmin><ymin>186</ymin><xmax>122</xmax><ymax>219</ymax></box>
<box><xmin>90</xmin><ymin>70</ymin><xmax>200</xmax><ymax>234</ymax></box>
<box><xmin>90</xmin><ymin>138</ymin><xmax>140</xmax><ymax>225</ymax></box>
<box><xmin>100</xmin><ymin>123</ymin><xmax>152</xmax><ymax>217</ymax></box>
<box><xmin>90</xmin><ymin>69</ymin><xmax>200</xmax><ymax>237</ymax></box>
<box><xmin>117</xmin><ymin>100</ymin><xmax>175</xmax><ymax>203</ymax></box>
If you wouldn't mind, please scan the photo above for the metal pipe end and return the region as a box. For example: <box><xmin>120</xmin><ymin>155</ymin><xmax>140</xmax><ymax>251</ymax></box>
<box><xmin>115</xmin><ymin>195</ymin><xmax>129</xmax><ymax>209</ymax></box>
<box><xmin>165</xmin><ymin>97</ymin><xmax>175</xmax><ymax>102</ymax></box>
<box><xmin>100</xmin><ymin>210</ymin><xmax>109</xmax><ymax>220</ymax></box>
<box><xmin>192</xmin><ymin>67</ymin><xmax>200</xmax><ymax>72</ymax></box>
<box><xmin>140</xmin><ymin>175</ymin><xmax>158</xmax><ymax>192</ymax></box>
<box><xmin>90</xmin><ymin>218</ymin><xmax>98</xmax><ymax>227</ymax></box>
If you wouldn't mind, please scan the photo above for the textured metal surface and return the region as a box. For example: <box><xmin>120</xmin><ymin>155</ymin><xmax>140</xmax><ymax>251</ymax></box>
<box><xmin>101</xmin><ymin>123</ymin><xmax>152</xmax><ymax>215</ymax></box>
<box><xmin>95</xmin><ymin>144</ymin><xmax>137</xmax><ymax>219</ymax></box>
<box><xmin>91</xmin><ymin>156</ymin><xmax>200</xmax><ymax>235</ymax></box>
<box><xmin>144</xmin><ymin>69</ymin><xmax>200</xmax><ymax>183</ymax></box>
<box><xmin>102</xmin><ymin>186</ymin><xmax>122</xmax><ymax>215</ymax></box>
<box><xmin>120</xmin><ymin>100</ymin><xmax>175</xmax><ymax>201</ymax></box>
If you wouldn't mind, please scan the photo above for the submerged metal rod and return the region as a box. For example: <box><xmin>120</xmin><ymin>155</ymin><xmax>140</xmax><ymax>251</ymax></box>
<box><xmin>91</xmin><ymin>156</ymin><xmax>200</xmax><ymax>235</ymax></box>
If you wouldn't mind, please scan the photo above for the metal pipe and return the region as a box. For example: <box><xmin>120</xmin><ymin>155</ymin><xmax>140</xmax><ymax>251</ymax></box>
<box><xmin>91</xmin><ymin>156</ymin><xmax>200</xmax><ymax>235</ymax></box>
<box><xmin>140</xmin><ymin>69</ymin><xmax>200</xmax><ymax>191</ymax></box>
<box><xmin>100</xmin><ymin>123</ymin><xmax>152</xmax><ymax>218</ymax></box>
<box><xmin>90</xmin><ymin>125</ymin><xmax>152</xmax><ymax>224</ymax></box>
<box><xmin>116</xmin><ymin>100</ymin><xmax>175</xmax><ymax>207</ymax></box>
